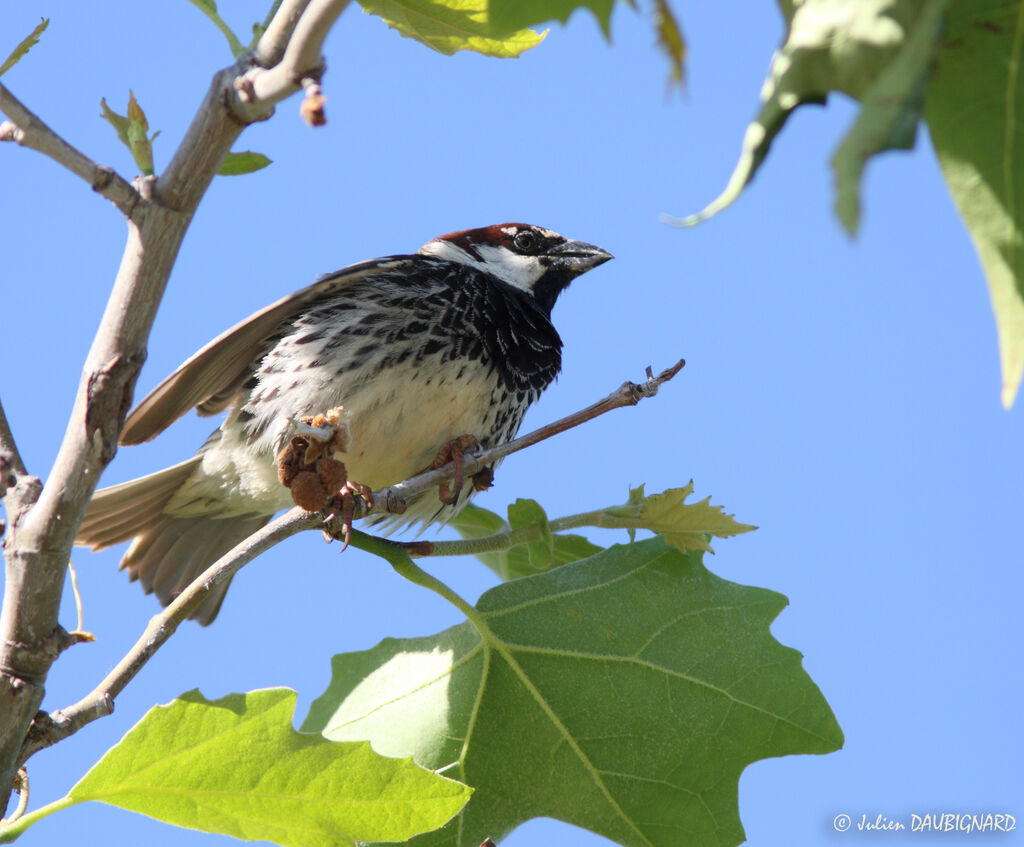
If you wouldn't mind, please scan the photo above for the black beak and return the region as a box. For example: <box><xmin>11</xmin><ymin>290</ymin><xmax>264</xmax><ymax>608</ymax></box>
<box><xmin>548</xmin><ymin>239</ymin><xmax>614</xmax><ymax>274</ymax></box>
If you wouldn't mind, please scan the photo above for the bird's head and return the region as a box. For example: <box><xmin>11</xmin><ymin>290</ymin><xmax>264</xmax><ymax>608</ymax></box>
<box><xmin>419</xmin><ymin>223</ymin><xmax>613</xmax><ymax>313</ymax></box>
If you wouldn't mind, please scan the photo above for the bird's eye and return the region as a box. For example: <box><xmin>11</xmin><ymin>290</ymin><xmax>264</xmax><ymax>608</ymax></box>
<box><xmin>513</xmin><ymin>231</ymin><xmax>537</xmax><ymax>252</ymax></box>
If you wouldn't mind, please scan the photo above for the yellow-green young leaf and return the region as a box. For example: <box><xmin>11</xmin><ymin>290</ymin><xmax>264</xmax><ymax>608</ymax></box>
<box><xmin>357</xmin><ymin>0</ymin><xmax>545</xmax><ymax>57</ymax></box>
<box><xmin>125</xmin><ymin>90</ymin><xmax>153</xmax><ymax>175</ymax></box>
<box><xmin>487</xmin><ymin>0</ymin><xmax>618</xmax><ymax>37</ymax></box>
<box><xmin>637</xmin><ymin>483</ymin><xmax>756</xmax><ymax>554</ymax></box>
<box><xmin>669</xmin><ymin>0</ymin><xmax>945</xmax><ymax>230</ymax></box>
<box><xmin>605</xmin><ymin>482</ymin><xmax>755</xmax><ymax>553</ymax></box>
<box><xmin>100</xmin><ymin>92</ymin><xmax>158</xmax><ymax>176</ymax></box>
<box><xmin>68</xmin><ymin>688</ymin><xmax>470</xmax><ymax>846</ymax></box>
<box><xmin>99</xmin><ymin>97</ymin><xmax>131</xmax><ymax>148</ymax></box>
<box><xmin>926</xmin><ymin>2</ymin><xmax>1024</xmax><ymax>408</ymax></box>
<box><xmin>305</xmin><ymin>538</ymin><xmax>842</xmax><ymax>846</ymax></box>
<box><xmin>0</xmin><ymin>18</ymin><xmax>48</xmax><ymax>78</ymax></box>
<box><xmin>218</xmin><ymin>150</ymin><xmax>272</xmax><ymax>176</ymax></box>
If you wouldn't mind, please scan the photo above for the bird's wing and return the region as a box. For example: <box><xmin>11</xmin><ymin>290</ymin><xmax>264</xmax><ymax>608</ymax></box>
<box><xmin>120</xmin><ymin>256</ymin><xmax>414</xmax><ymax>445</ymax></box>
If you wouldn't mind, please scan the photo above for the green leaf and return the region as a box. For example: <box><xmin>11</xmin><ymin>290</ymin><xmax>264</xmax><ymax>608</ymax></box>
<box><xmin>99</xmin><ymin>97</ymin><xmax>131</xmax><ymax>148</ymax></box>
<box><xmin>218</xmin><ymin>150</ymin><xmax>273</xmax><ymax>176</ymax></box>
<box><xmin>0</xmin><ymin>18</ymin><xmax>48</xmax><ymax>78</ymax></box>
<box><xmin>304</xmin><ymin>538</ymin><xmax>843</xmax><ymax>846</ymax></box>
<box><xmin>669</xmin><ymin>0</ymin><xmax>945</xmax><ymax>230</ymax></box>
<box><xmin>125</xmin><ymin>90</ymin><xmax>154</xmax><ymax>175</ymax></box>
<box><xmin>926</xmin><ymin>2</ymin><xmax>1024</xmax><ymax>408</ymax></box>
<box><xmin>448</xmin><ymin>503</ymin><xmax>603</xmax><ymax>579</ymax></box>
<box><xmin>69</xmin><ymin>688</ymin><xmax>470</xmax><ymax>845</ymax></box>
<box><xmin>100</xmin><ymin>91</ymin><xmax>158</xmax><ymax>175</ymax></box>
<box><xmin>186</xmin><ymin>0</ymin><xmax>247</xmax><ymax>57</ymax></box>
<box><xmin>487</xmin><ymin>0</ymin><xmax>618</xmax><ymax>37</ymax></box>
<box><xmin>653</xmin><ymin>0</ymin><xmax>686</xmax><ymax>88</ymax></box>
<box><xmin>831</xmin><ymin>1</ymin><xmax>946</xmax><ymax>233</ymax></box>
<box><xmin>357</xmin><ymin>0</ymin><xmax>546</xmax><ymax>57</ymax></box>
<box><xmin>507</xmin><ymin>498</ymin><xmax>554</xmax><ymax>570</ymax></box>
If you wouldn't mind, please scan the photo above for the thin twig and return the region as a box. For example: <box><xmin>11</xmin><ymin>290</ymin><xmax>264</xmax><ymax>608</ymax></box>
<box><xmin>0</xmin><ymin>84</ymin><xmax>139</xmax><ymax>217</ymax></box>
<box><xmin>366</xmin><ymin>359</ymin><xmax>686</xmax><ymax>521</ymax></box>
<box><xmin>253</xmin><ymin>0</ymin><xmax>312</xmax><ymax>66</ymax></box>
<box><xmin>17</xmin><ymin>360</ymin><xmax>684</xmax><ymax>764</ymax></box>
<box><xmin>0</xmin><ymin>398</ymin><xmax>27</xmax><ymax>488</ymax></box>
<box><xmin>0</xmin><ymin>769</ymin><xmax>27</xmax><ymax>824</ymax></box>
<box><xmin>16</xmin><ymin>509</ymin><xmax>318</xmax><ymax>765</ymax></box>
<box><xmin>242</xmin><ymin>0</ymin><xmax>351</xmax><ymax>108</ymax></box>
<box><xmin>0</xmin><ymin>397</ymin><xmax>38</xmax><ymax>521</ymax></box>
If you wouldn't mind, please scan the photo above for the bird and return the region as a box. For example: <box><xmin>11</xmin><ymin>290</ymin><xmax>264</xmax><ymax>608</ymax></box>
<box><xmin>75</xmin><ymin>223</ymin><xmax>613</xmax><ymax>624</ymax></box>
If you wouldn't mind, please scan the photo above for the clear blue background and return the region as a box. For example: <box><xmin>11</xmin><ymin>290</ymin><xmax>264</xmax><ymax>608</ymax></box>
<box><xmin>1</xmin><ymin>2</ymin><xmax>1021</xmax><ymax>845</ymax></box>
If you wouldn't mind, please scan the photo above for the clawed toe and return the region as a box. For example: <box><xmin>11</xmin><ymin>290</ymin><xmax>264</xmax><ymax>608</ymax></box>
<box><xmin>327</xmin><ymin>482</ymin><xmax>375</xmax><ymax>551</ymax></box>
<box><xmin>428</xmin><ymin>435</ymin><xmax>481</xmax><ymax>505</ymax></box>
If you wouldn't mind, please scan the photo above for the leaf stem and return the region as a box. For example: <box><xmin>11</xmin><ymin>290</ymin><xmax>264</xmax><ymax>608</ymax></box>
<box><xmin>347</xmin><ymin>531</ymin><xmax>484</xmax><ymax>626</ymax></box>
<box><xmin>418</xmin><ymin>509</ymin><xmax>632</xmax><ymax>560</ymax></box>
<box><xmin>0</xmin><ymin>795</ymin><xmax>75</xmax><ymax>843</ymax></box>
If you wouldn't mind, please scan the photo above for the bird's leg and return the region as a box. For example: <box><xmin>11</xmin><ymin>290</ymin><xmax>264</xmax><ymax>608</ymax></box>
<box><xmin>325</xmin><ymin>482</ymin><xmax>375</xmax><ymax>551</ymax></box>
<box><xmin>428</xmin><ymin>435</ymin><xmax>481</xmax><ymax>505</ymax></box>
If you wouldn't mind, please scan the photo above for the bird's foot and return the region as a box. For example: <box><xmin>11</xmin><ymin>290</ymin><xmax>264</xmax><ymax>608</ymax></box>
<box><xmin>428</xmin><ymin>435</ymin><xmax>481</xmax><ymax>505</ymax></box>
<box><xmin>325</xmin><ymin>482</ymin><xmax>375</xmax><ymax>551</ymax></box>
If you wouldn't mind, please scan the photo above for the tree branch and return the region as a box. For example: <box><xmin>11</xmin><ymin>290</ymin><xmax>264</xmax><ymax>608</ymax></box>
<box><xmin>0</xmin><ymin>397</ymin><xmax>27</xmax><ymax>493</ymax></box>
<box><xmin>16</xmin><ymin>509</ymin><xmax>318</xmax><ymax>765</ymax></box>
<box><xmin>0</xmin><ymin>0</ymin><xmax>357</xmax><ymax>814</ymax></box>
<box><xmin>0</xmin><ymin>83</ymin><xmax>139</xmax><ymax>217</ymax></box>
<box><xmin>238</xmin><ymin>0</ymin><xmax>351</xmax><ymax>111</ymax></box>
<box><xmin>253</xmin><ymin>0</ymin><xmax>313</xmax><ymax>67</ymax></box>
<box><xmin>15</xmin><ymin>359</ymin><xmax>685</xmax><ymax>764</ymax></box>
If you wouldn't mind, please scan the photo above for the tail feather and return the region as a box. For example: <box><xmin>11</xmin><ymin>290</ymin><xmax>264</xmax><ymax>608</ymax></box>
<box><xmin>77</xmin><ymin>458</ymin><xmax>271</xmax><ymax>625</ymax></box>
<box><xmin>78</xmin><ymin>458</ymin><xmax>201</xmax><ymax>548</ymax></box>
<box><xmin>121</xmin><ymin>513</ymin><xmax>270</xmax><ymax>626</ymax></box>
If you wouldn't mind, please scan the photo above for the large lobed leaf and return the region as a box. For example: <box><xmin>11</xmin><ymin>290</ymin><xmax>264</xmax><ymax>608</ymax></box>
<box><xmin>304</xmin><ymin>537</ymin><xmax>843</xmax><ymax>847</ymax></box>
<box><xmin>66</xmin><ymin>689</ymin><xmax>470</xmax><ymax>846</ymax></box>
<box><xmin>926</xmin><ymin>1</ymin><xmax>1024</xmax><ymax>408</ymax></box>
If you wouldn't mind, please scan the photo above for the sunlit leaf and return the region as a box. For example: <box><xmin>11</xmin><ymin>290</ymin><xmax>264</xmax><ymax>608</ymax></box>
<box><xmin>69</xmin><ymin>688</ymin><xmax>470</xmax><ymax>845</ymax></box>
<box><xmin>358</xmin><ymin>0</ymin><xmax>545</xmax><ymax>57</ymax></box>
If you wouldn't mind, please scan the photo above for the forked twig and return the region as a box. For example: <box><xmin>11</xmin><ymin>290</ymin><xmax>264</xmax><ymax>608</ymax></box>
<box><xmin>16</xmin><ymin>360</ymin><xmax>684</xmax><ymax>765</ymax></box>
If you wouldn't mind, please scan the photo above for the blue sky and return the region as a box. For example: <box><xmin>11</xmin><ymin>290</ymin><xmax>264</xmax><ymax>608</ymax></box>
<box><xmin>1</xmin><ymin>1</ymin><xmax>1021</xmax><ymax>845</ymax></box>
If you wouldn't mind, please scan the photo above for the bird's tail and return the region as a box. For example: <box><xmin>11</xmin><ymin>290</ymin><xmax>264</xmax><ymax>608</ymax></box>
<box><xmin>76</xmin><ymin>458</ymin><xmax>271</xmax><ymax>625</ymax></box>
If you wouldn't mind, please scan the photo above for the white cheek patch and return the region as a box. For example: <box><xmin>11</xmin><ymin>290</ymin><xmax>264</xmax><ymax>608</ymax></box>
<box><xmin>472</xmin><ymin>243</ymin><xmax>546</xmax><ymax>291</ymax></box>
<box><xmin>419</xmin><ymin>239</ymin><xmax>545</xmax><ymax>293</ymax></box>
